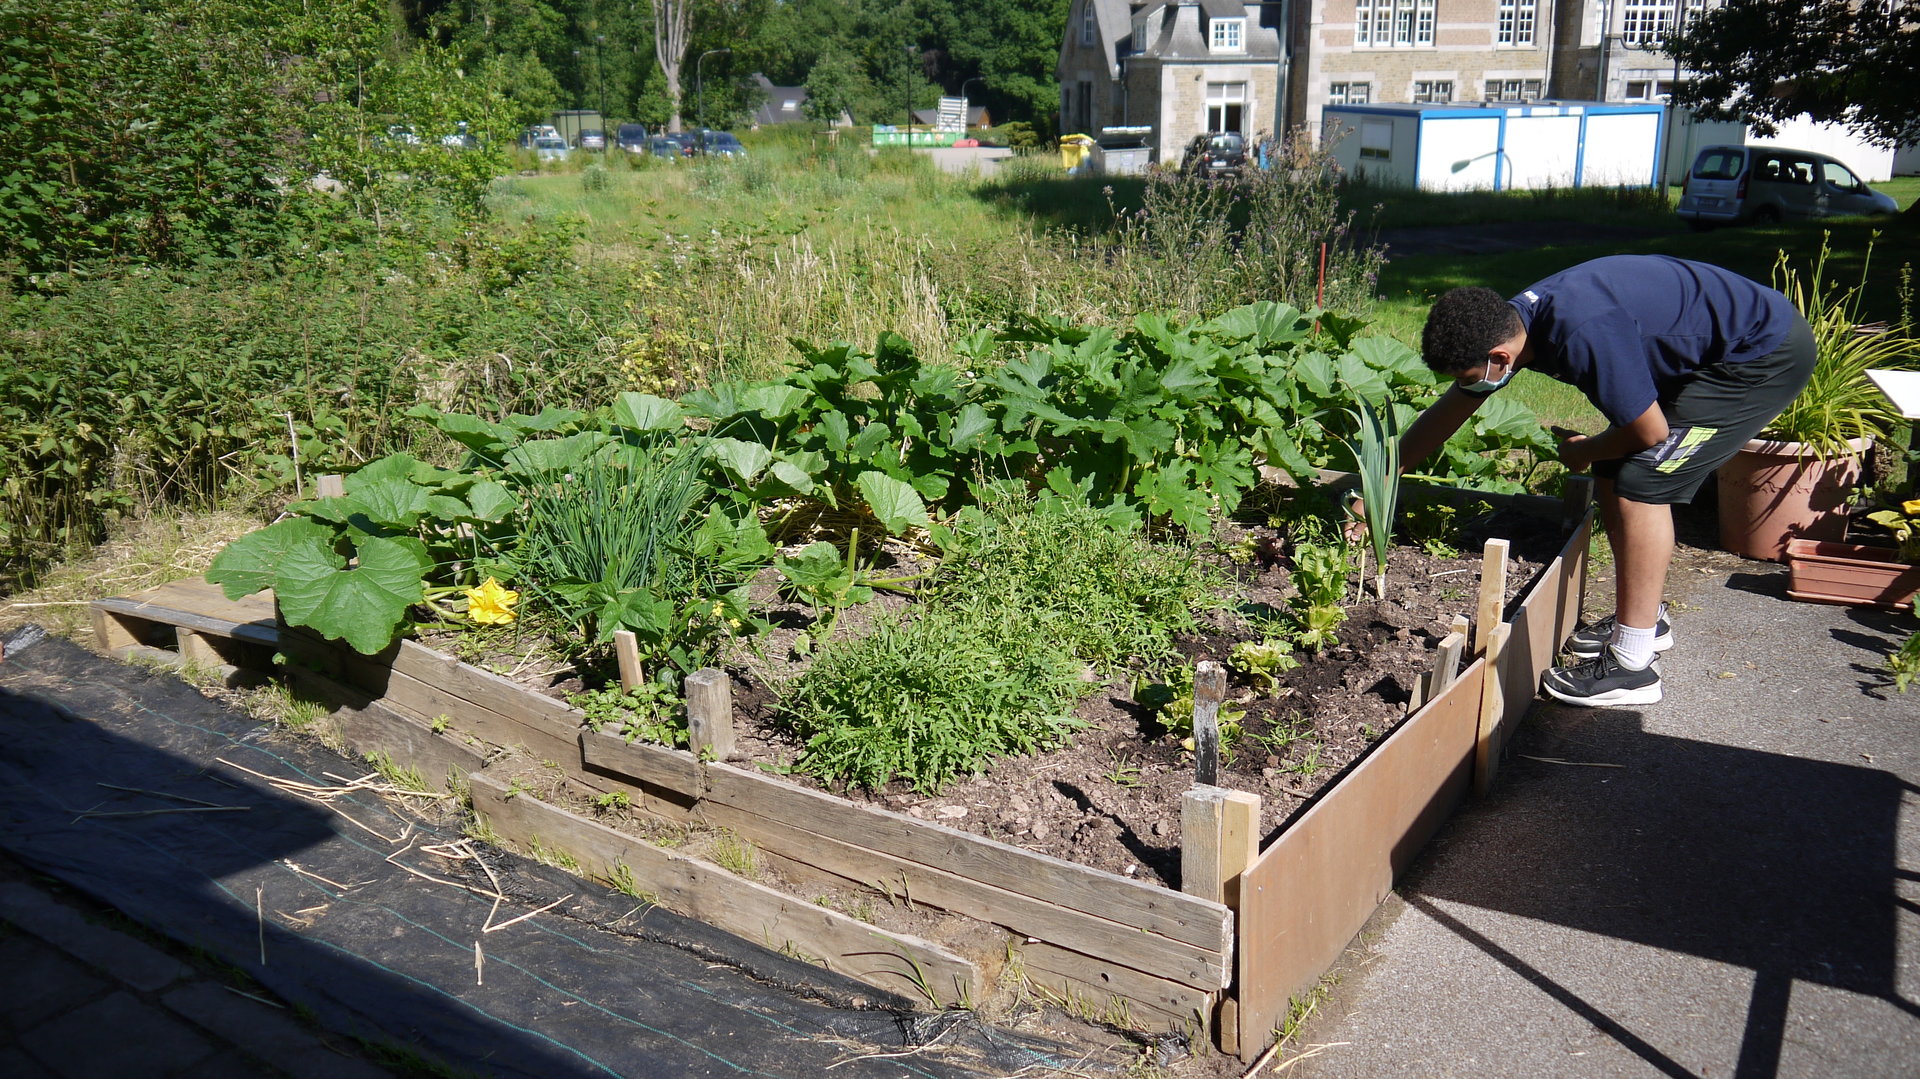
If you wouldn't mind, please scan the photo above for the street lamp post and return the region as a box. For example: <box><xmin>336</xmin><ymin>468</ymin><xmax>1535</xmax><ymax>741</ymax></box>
<box><xmin>696</xmin><ymin>48</ymin><xmax>731</xmax><ymax>143</ymax></box>
<box><xmin>904</xmin><ymin>44</ymin><xmax>916</xmax><ymax>143</ymax></box>
<box><xmin>959</xmin><ymin>75</ymin><xmax>983</xmax><ymax>130</ymax></box>
<box><xmin>595</xmin><ymin>35</ymin><xmax>607</xmax><ymax>130</ymax></box>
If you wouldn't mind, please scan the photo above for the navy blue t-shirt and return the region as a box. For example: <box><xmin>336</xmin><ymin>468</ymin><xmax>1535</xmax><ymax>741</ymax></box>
<box><xmin>1505</xmin><ymin>255</ymin><xmax>1799</xmax><ymax>426</ymax></box>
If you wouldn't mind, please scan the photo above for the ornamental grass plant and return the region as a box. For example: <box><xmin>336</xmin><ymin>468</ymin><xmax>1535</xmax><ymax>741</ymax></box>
<box><xmin>1765</xmin><ymin>236</ymin><xmax>1920</xmax><ymax>459</ymax></box>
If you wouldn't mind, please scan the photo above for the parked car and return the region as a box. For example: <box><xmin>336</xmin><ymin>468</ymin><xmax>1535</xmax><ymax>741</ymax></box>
<box><xmin>1676</xmin><ymin>145</ymin><xmax>1898</xmax><ymax>229</ymax></box>
<box><xmin>441</xmin><ymin>122</ymin><xmax>478</xmax><ymax>150</ymax></box>
<box><xmin>615</xmin><ymin>123</ymin><xmax>648</xmax><ymax>153</ymax></box>
<box><xmin>694</xmin><ymin>130</ymin><xmax>747</xmax><ymax>158</ymax></box>
<box><xmin>1181</xmin><ymin>132</ymin><xmax>1247</xmax><ymax>177</ymax></box>
<box><xmin>577</xmin><ymin>128</ymin><xmax>607</xmax><ymax>151</ymax></box>
<box><xmin>532</xmin><ymin>136</ymin><xmax>571</xmax><ymax>163</ymax></box>
<box><xmin>644</xmin><ymin>135</ymin><xmax>687</xmax><ymax>160</ymax></box>
<box><xmin>518</xmin><ymin>124</ymin><xmax>560</xmax><ymax>150</ymax></box>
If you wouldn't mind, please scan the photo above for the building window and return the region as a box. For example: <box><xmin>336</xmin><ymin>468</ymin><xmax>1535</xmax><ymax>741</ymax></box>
<box><xmin>1206</xmin><ymin>81</ymin><xmax>1247</xmax><ymax>133</ymax></box>
<box><xmin>1412</xmin><ymin>79</ymin><xmax>1453</xmax><ymax>103</ymax></box>
<box><xmin>1621</xmin><ymin>0</ymin><xmax>1673</xmax><ymax>46</ymax></box>
<box><xmin>1329</xmin><ymin>81</ymin><xmax>1372</xmax><ymax>105</ymax></box>
<box><xmin>1357</xmin><ymin>0</ymin><xmax>1436</xmax><ymax>47</ymax></box>
<box><xmin>1484</xmin><ymin>78</ymin><xmax>1543</xmax><ymax>101</ymax></box>
<box><xmin>1497</xmin><ymin>0</ymin><xmax>1537</xmax><ymax>45</ymax></box>
<box><xmin>1359</xmin><ymin>118</ymin><xmax>1392</xmax><ymax>159</ymax></box>
<box><xmin>1212</xmin><ymin>17</ymin><xmax>1246</xmax><ymax>52</ymax></box>
<box><xmin>1132</xmin><ymin>16</ymin><xmax>1149</xmax><ymax>53</ymax></box>
<box><xmin>1081</xmin><ymin>2</ymin><xmax>1096</xmax><ymax>46</ymax></box>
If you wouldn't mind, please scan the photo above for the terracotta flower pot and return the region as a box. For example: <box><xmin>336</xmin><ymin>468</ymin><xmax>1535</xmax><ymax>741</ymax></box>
<box><xmin>1716</xmin><ymin>436</ymin><xmax>1870</xmax><ymax>562</ymax></box>
<box><xmin>1784</xmin><ymin>538</ymin><xmax>1920</xmax><ymax>610</ymax></box>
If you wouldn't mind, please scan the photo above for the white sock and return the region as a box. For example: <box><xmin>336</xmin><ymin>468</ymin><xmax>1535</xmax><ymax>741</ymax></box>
<box><xmin>1609</xmin><ymin>621</ymin><xmax>1658</xmax><ymax>669</ymax></box>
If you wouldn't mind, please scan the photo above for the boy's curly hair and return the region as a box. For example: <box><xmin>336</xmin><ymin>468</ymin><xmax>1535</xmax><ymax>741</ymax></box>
<box><xmin>1422</xmin><ymin>287</ymin><xmax>1523</xmax><ymax>375</ymax></box>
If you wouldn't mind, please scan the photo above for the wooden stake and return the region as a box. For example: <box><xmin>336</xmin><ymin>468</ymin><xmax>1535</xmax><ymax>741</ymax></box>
<box><xmin>1179</xmin><ymin>785</ymin><xmax>1260</xmax><ymax>907</ymax></box>
<box><xmin>1429</xmin><ymin>631</ymin><xmax>1466</xmax><ymax>699</ymax></box>
<box><xmin>1476</xmin><ymin>538</ymin><xmax>1510</xmax><ymax>657</ymax></box>
<box><xmin>1562</xmin><ymin>475</ymin><xmax>1595</xmax><ymax>536</ymax></box>
<box><xmin>1474</xmin><ymin>622</ymin><xmax>1511</xmax><ymax>797</ymax></box>
<box><xmin>1191</xmin><ymin>661</ymin><xmax>1226</xmax><ymax>787</ymax></box>
<box><xmin>685</xmin><ymin>668</ymin><xmax>734</xmax><ymax>762</ymax></box>
<box><xmin>315</xmin><ymin>474</ymin><xmax>345</xmax><ymax>499</ymax></box>
<box><xmin>612</xmin><ymin>630</ymin><xmax>644</xmax><ymax>692</ymax></box>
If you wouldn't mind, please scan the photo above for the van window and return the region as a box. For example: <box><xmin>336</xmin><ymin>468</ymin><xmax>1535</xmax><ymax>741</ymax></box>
<box><xmin>1820</xmin><ymin>161</ymin><xmax>1861</xmax><ymax>191</ymax></box>
<box><xmin>1692</xmin><ymin>148</ymin><xmax>1744</xmax><ymax>181</ymax></box>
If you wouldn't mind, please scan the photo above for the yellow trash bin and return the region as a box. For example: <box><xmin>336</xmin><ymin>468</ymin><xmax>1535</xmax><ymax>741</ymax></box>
<box><xmin>1059</xmin><ymin>133</ymin><xmax>1094</xmax><ymax>172</ymax></box>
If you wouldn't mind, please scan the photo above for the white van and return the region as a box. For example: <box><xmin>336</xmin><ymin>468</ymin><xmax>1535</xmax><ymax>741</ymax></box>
<box><xmin>1676</xmin><ymin>145</ymin><xmax>1897</xmax><ymax>229</ymax></box>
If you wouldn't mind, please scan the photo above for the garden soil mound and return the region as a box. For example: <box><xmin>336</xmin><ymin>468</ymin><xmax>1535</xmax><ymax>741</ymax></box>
<box><xmin>720</xmin><ymin>509</ymin><xmax>1563</xmax><ymax>889</ymax></box>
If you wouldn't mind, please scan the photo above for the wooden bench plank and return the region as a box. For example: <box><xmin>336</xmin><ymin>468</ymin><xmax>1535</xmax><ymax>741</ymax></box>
<box><xmin>90</xmin><ymin>596</ymin><xmax>279</xmax><ymax>648</ymax></box>
<box><xmin>470</xmin><ymin>772</ymin><xmax>982</xmax><ymax>1007</ymax></box>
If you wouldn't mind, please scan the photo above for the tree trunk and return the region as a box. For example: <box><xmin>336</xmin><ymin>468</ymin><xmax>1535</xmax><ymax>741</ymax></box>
<box><xmin>653</xmin><ymin>0</ymin><xmax>688</xmax><ymax>133</ymax></box>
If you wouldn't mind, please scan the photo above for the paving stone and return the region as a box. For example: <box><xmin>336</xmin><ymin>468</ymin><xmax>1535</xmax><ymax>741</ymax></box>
<box><xmin>19</xmin><ymin>991</ymin><xmax>216</xmax><ymax>1079</ymax></box>
<box><xmin>0</xmin><ymin>931</ymin><xmax>110</xmax><ymax>1030</ymax></box>
<box><xmin>0</xmin><ymin>882</ymin><xmax>190</xmax><ymax>992</ymax></box>
<box><xmin>162</xmin><ymin>982</ymin><xmax>392</xmax><ymax>1079</ymax></box>
<box><xmin>0</xmin><ymin>1046</ymin><xmax>61</xmax><ymax>1079</ymax></box>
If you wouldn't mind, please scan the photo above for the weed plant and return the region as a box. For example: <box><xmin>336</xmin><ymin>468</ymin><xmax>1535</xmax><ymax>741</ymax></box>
<box><xmin>927</xmin><ymin>492</ymin><xmax>1217</xmax><ymax>670</ymax></box>
<box><xmin>784</xmin><ymin>603</ymin><xmax>1089</xmax><ymax>794</ymax></box>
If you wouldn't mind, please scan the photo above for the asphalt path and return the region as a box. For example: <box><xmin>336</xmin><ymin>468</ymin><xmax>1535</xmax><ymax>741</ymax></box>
<box><xmin>1290</xmin><ymin>515</ymin><xmax>1920</xmax><ymax>1078</ymax></box>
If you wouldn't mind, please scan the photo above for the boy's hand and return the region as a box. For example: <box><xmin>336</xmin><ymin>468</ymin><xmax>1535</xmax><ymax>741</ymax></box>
<box><xmin>1343</xmin><ymin>493</ymin><xmax>1368</xmax><ymax>544</ymax></box>
<box><xmin>1551</xmin><ymin>426</ymin><xmax>1593</xmax><ymax>473</ymax></box>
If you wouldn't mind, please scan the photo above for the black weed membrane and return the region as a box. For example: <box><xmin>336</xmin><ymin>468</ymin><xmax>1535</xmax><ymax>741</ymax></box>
<box><xmin>0</xmin><ymin>626</ymin><xmax>1103</xmax><ymax>1079</ymax></box>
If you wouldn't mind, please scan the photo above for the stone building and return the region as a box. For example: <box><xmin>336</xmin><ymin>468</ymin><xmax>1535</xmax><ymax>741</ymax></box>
<box><xmin>1058</xmin><ymin>0</ymin><xmax>1715</xmax><ymax>161</ymax></box>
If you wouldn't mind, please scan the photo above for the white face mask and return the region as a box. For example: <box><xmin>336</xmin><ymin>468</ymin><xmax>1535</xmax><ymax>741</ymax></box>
<box><xmin>1461</xmin><ymin>358</ymin><xmax>1515</xmax><ymax>394</ymax></box>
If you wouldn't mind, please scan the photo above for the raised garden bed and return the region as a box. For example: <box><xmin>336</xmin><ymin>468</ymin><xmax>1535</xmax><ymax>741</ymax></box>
<box><xmin>90</xmin><ymin>479</ymin><xmax>1593</xmax><ymax>1060</ymax></box>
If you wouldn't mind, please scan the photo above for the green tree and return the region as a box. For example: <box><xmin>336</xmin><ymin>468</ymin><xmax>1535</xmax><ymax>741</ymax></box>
<box><xmin>802</xmin><ymin>47</ymin><xmax>863</xmax><ymax>125</ymax></box>
<box><xmin>1665</xmin><ymin>0</ymin><xmax>1919</xmax><ymax>148</ymax></box>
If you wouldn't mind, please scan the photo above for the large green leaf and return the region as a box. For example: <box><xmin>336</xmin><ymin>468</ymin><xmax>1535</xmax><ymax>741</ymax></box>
<box><xmin>739</xmin><ymin>384</ymin><xmax>810</xmax><ymax>418</ymax></box>
<box><xmin>855</xmin><ymin>471</ymin><xmax>929</xmax><ymax>534</ymax></box>
<box><xmin>273</xmin><ymin>534</ymin><xmax>432</xmax><ymax>654</ymax></box>
<box><xmin>612</xmin><ymin>392</ymin><xmax>684</xmax><ymax>432</ymax></box>
<box><xmin>462</xmin><ymin>479</ymin><xmax>516</xmax><ymax>522</ymax></box>
<box><xmin>405</xmin><ymin>406</ymin><xmax>512</xmax><ymax>458</ymax></box>
<box><xmin>707</xmin><ymin>438</ymin><xmax>773</xmax><ymax>484</ymax></box>
<box><xmin>503</xmin><ymin>431</ymin><xmax>607</xmax><ymax>476</ymax></box>
<box><xmin>206</xmin><ymin>518</ymin><xmax>335</xmax><ymax>600</ymax></box>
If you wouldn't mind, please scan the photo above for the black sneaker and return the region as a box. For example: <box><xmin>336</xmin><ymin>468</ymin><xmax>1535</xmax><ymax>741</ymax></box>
<box><xmin>1565</xmin><ymin>612</ymin><xmax>1673</xmax><ymax>659</ymax></box>
<box><xmin>1543</xmin><ymin>648</ymin><xmax>1663</xmax><ymax>707</ymax></box>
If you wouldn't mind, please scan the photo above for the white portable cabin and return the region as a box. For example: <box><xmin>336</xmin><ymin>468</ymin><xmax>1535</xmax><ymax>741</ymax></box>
<box><xmin>1322</xmin><ymin>101</ymin><xmax>1666</xmax><ymax>192</ymax></box>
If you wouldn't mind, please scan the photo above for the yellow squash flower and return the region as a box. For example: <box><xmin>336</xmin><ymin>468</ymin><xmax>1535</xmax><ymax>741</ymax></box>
<box><xmin>465</xmin><ymin>578</ymin><xmax>520</xmax><ymax>625</ymax></box>
<box><xmin>1903</xmin><ymin>499</ymin><xmax>1920</xmax><ymax>515</ymax></box>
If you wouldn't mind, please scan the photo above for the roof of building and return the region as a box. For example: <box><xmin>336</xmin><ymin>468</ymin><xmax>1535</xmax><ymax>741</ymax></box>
<box><xmin>1080</xmin><ymin>0</ymin><xmax>1284</xmax><ymax>70</ymax></box>
<box><xmin>748</xmin><ymin>73</ymin><xmax>853</xmax><ymax>127</ymax></box>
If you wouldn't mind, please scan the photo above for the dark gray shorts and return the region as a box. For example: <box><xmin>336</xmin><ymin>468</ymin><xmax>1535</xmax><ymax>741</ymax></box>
<box><xmin>1592</xmin><ymin>313</ymin><xmax>1817</xmax><ymax>504</ymax></box>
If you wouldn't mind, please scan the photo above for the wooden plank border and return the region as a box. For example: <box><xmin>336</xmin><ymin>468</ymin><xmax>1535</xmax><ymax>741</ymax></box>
<box><xmin>1233</xmin><ymin>658</ymin><xmax>1487</xmax><ymax>1058</ymax></box>
<box><xmin>469</xmin><ymin>772</ymin><xmax>982</xmax><ymax>1007</ymax></box>
<box><xmin>581</xmin><ymin>731</ymin><xmax>1234</xmax><ymax>991</ymax></box>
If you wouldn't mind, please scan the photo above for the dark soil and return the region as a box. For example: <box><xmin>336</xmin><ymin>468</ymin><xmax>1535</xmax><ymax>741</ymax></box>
<box><xmin>712</xmin><ymin>505</ymin><xmax>1566</xmax><ymax>891</ymax></box>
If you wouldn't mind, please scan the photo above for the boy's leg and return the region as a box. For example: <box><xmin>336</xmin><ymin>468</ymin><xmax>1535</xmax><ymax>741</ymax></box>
<box><xmin>1603</xmin><ymin>479</ymin><xmax>1674</xmax><ymax>633</ymax></box>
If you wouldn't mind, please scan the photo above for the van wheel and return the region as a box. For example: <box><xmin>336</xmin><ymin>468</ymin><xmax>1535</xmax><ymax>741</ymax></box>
<box><xmin>1752</xmin><ymin>206</ymin><xmax>1782</xmax><ymax>225</ymax></box>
